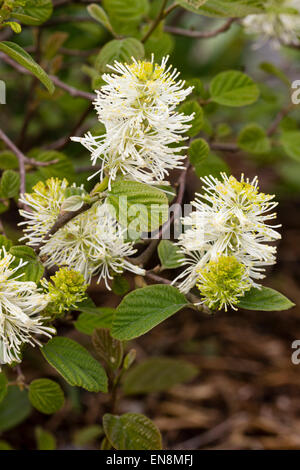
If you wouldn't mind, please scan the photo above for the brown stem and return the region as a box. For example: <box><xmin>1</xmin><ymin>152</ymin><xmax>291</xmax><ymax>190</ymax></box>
<box><xmin>35</xmin><ymin>202</ymin><xmax>93</xmax><ymax>253</ymax></box>
<box><xmin>0</xmin><ymin>128</ymin><xmax>26</xmax><ymax>195</ymax></box>
<box><xmin>0</xmin><ymin>127</ymin><xmax>59</xmax><ymax>199</ymax></box>
<box><xmin>47</xmin><ymin>102</ymin><xmax>93</xmax><ymax>151</ymax></box>
<box><xmin>141</xmin><ymin>0</ymin><xmax>170</xmax><ymax>43</ymax></box>
<box><xmin>165</xmin><ymin>18</ymin><xmax>236</xmax><ymax>39</ymax></box>
<box><xmin>267</xmin><ymin>104</ymin><xmax>294</xmax><ymax>137</ymax></box>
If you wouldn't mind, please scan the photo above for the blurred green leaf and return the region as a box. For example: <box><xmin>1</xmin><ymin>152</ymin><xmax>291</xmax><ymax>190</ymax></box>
<box><xmin>35</xmin><ymin>427</ymin><xmax>57</xmax><ymax>450</ymax></box>
<box><xmin>0</xmin><ymin>170</ymin><xmax>20</xmax><ymax>198</ymax></box>
<box><xmin>187</xmin><ymin>0</ymin><xmax>264</xmax><ymax>17</ymax></box>
<box><xmin>281</xmin><ymin>131</ymin><xmax>300</xmax><ymax>161</ymax></box>
<box><xmin>179</xmin><ymin>100</ymin><xmax>204</xmax><ymax>137</ymax></box>
<box><xmin>123</xmin><ymin>357</ymin><xmax>198</xmax><ymax>395</ymax></box>
<box><xmin>0</xmin><ymin>372</ymin><xmax>8</xmax><ymax>404</ymax></box>
<box><xmin>12</xmin><ymin>0</ymin><xmax>53</xmax><ymax>26</ymax></box>
<box><xmin>0</xmin><ymin>386</ymin><xmax>31</xmax><ymax>432</ymax></box>
<box><xmin>238</xmin><ymin>124</ymin><xmax>271</xmax><ymax>154</ymax></box>
<box><xmin>95</xmin><ymin>38</ymin><xmax>144</xmax><ymax>73</ymax></box>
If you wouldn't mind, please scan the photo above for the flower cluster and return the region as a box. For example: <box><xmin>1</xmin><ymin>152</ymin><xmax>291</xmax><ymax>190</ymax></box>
<box><xmin>72</xmin><ymin>56</ymin><xmax>194</xmax><ymax>187</ymax></box>
<box><xmin>42</xmin><ymin>267</ymin><xmax>87</xmax><ymax>316</ymax></box>
<box><xmin>242</xmin><ymin>0</ymin><xmax>300</xmax><ymax>47</ymax></box>
<box><xmin>174</xmin><ymin>173</ymin><xmax>281</xmax><ymax>310</ymax></box>
<box><xmin>20</xmin><ymin>179</ymin><xmax>145</xmax><ymax>288</ymax></box>
<box><xmin>0</xmin><ymin>249</ymin><xmax>54</xmax><ymax>366</ymax></box>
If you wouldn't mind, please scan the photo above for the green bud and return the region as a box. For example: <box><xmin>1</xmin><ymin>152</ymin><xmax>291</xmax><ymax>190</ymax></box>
<box><xmin>43</xmin><ymin>268</ymin><xmax>87</xmax><ymax>317</ymax></box>
<box><xmin>196</xmin><ymin>255</ymin><xmax>252</xmax><ymax>312</ymax></box>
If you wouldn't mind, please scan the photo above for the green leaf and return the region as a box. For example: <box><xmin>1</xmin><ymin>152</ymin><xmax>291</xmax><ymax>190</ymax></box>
<box><xmin>238</xmin><ymin>124</ymin><xmax>271</xmax><ymax>154</ymax></box>
<box><xmin>9</xmin><ymin>245</ymin><xmax>44</xmax><ymax>283</ymax></box>
<box><xmin>0</xmin><ymin>42</ymin><xmax>54</xmax><ymax>94</ymax></box>
<box><xmin>177</xmin><ymin>0</ymin><xmax>208</xmax><ymax>14</ymax></box>
<box><xmin>0</xmin><ymin>234</ymin><xmax>13</xmax><ymax>251</ymax></box>
<box><xmin>35</xmin><ymin>427</ymin><xmax>56</xmax><ymax>450</ymax></box>
<box><xmin>143</xmin><ymin>29</ymin><xmax>174</xmax><ymax>62</ymax></box>
<box><xmin>103</xmin><ymin>0</ymin><xmax>149</xmax><ymax>24</ymax></box>
<box><xmin>29</xmin><ymin>379</ymin><xmax>65</xmax><ymax>415</ymax></box>
<box><xmin>179</xmin><ymin>100</ymin><xmax>204</xmax><ymax>137</ymax></box>
<box><xmin>0</xmin><ymin>151</ymin><xmax>18</xmax><ymax>170</ymax></box>
<box><xmin>74</xmin><ymin>307</ymin><xmax>115</xmax><ymax>335</ymax></box>
<box><xmin>87</xmin><ymin>4</ymin><xmax>113</xmax><ymax>32</ymax></box>
<box><xmin>32</xmin><ymin>150</ymin><xmax>75</xmax><ymax>180</ymax></box>
<box><xmin>0</xmin><ymin>170</ymin><xmax>20</xmax><ymax>198</ymax></box>
<box><xmin>186</xmin><ymin>0</ymin><xmax>264</xmax><ymax>17</ymax></box>
<box><xmin>0</xmin><ymin>386</ymin><xmax>31</xmax><ymax>432</ymax></box>
<box><xmin>123</xmin><ymin>357</ymin><xmax>198</xmax><ymax>395</ymax></box>
<box><xmin>107</xmin><ymin>179</ymin><xmax>168</xmax><ymax>235</ymax></box>
<box><xmin>103</xmin><ymin>413</ymin><xmax>162</xmax><ymax>450</ymax></box>
<box><xmin>112</xmin><ymin>276</ymin><xmax>130</xmax><ymax>296</ymax></box>
<box><xmin>0</xmin><ymin>372</ymin><xmax>8</xmax><ymax>404</ymax></box>
<box><xmin>158</xmin><ymin>240</ymin><xmax>183</xmax><ymax>270</ymax></box>
<box><xmin>188</xmin><ymin>138</ymin><xmax>209</xmax><ymax>168</ymax></box>
<box><xmin>0</xmin><ymin>440</ymin><xmax>13</xmax><ymax>450</ymax></box>
<box><xmin>260</xmin><ymin>62</ymin><xmax>290</xmax><ymax>87</ymax></box>
<box><xmin>281</xmin><ymin>131</ymin><xmax>300</xmax><ymax>162</ymax></box>
<box><xmin>193</xmin><ymin>152</ymin><xmax>229</xmax><ymax>178</ymax></box>
<box><xmin>92</xmin><ymin>328</ymin><xmax>124</xmax><ymax>370</ymax></box>
<box><xmin>41</xmin><ymin>337</ymin><xmax>108</xmax><ymax>393</ymax></box>
<box><xmin>111</xmin><ymin>285</ymin><xmax>188</xmax><ymax>340</ymax></box>
<box><xmin>73</xmin><ymin>425</ymin><xmax>103</xmax><ymax>446</ymax></box>
<box><xmin>95</xmin><ymin>38</ymin><xmax>145</xmax><ymax>73</ymax></box>
<box><xmin>12</xmin><ymin>0</ymin><xmax>53</xmax><ymax>25</ymax></box>
<box><xmin>238</xmin><ymin>287</ymin><xmax>295</xmax><ymax>311</ymax></box>
<box><xmin>210</xmin><ymin>70</ymin><xmax>260</xmax><ymax>107</ymax></box>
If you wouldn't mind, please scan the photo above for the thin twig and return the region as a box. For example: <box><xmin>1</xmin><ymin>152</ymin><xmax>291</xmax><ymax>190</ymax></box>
<box><xmin>165</xmin><ymin>18</ymin><xmax>236</xmax><ymax>39</ymax></box>
<box><xmin>0</xmin><ymin>128</ymin><xmax>26</xmax><ymax>195</ymax></box>
<box><xmin>0</xmin><ymin>128</ymin><xmax>59</xmax><ymax>198</ymax></box>
<box><xmin>35</xmin><ymin>202</ymin><xmax>93</xmax><ymax>253</ymax></box>
<box><xmin>142</xmin><ymin>0</ymin><xmax>168</xmax><ymax>43</ymax></box>
<box><xmin>50</xmin><ymin>75</ymin><xmax>95</xmax><ymax>101</ymax></box>
<box><xmin>47</xmin><ymin>102</ymin><xmax>93</xmax><ymax>150</ymax></box>
<box><xmin>267</xmin><ymin>104</ymin><xmax>294</xmax><ymax>137</ymax></box>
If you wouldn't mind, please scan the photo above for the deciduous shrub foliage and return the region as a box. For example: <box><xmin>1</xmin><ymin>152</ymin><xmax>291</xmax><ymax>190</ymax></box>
<box><xmin>0</xmin><ymin>0</ymin><xmax>297</xmax><ymax>450</ymax></box>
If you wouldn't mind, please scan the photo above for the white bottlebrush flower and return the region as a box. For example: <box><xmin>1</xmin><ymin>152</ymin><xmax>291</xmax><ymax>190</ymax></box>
<box><xmin>174</xmin><ymin>173</ymin><xmax>281</xmax><ymax>295</ymax></box>
<box><xmin>71</xmin><ymin>56</ymin><xmax>194</xmax><ymax>187</ymax></box>
<box><xmin>0</xmin><ymin>249</ymin><xmax>54</xmax><ymax>366</ymax></box>
<box><xmin>19</xmin><ymin>178</ymin><xmax>70</xmax><ymax>246</ymax></box>
<box><xmin>242</xmin><ymin>0</ymin><xmax>300</xmax><ymax>47</ymax></box>
<box><xmin>39</xmin><ymin>202</ymin><xmax>145</xmax><ymax>289</ymax></box>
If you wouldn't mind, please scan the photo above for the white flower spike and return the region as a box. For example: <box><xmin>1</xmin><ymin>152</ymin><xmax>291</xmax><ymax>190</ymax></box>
<box><xmin>71</xmin><ymin>56</ymin><xmax>194</xmax><ymax>188</ymax></box>
<box><xmin>174</xmin><ymin>173</ymin><xmax>281</xmax><ymax>308</ymax></box>
<box><xmin>0</xmin><ymin>249</ymin><xmax>54</xmax><ymax>366</ymax></box>
<box><xmin>242</xmin><ymin>0</ymin><xmax>300</xmax><ymax>48</ymax></box>
<box><xmin>38</xmin><ymin>202</ymin><xmax>145</xmax><ymax>289</ymax></box>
